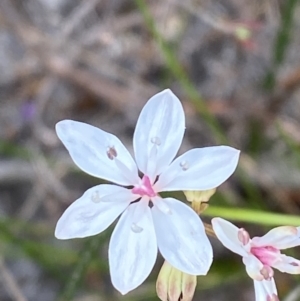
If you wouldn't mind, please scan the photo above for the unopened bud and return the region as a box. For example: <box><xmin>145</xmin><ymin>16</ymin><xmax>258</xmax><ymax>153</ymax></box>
<box><xmin>184</xmin><ymin>189</ymin><xmax>216</xmax><ymax>214</ymax></box>
<box><xmin>156</xmin><ymin>261</ymin><xmax>172</xmax><ymax>301</ymax></box>
<box><xmin>168</xmin><ymin>267</ymin><xmax>182</xmax><ymax>301</ymax></box>
<box><xmin>156</xmin><ymin>261</ymin><xmax>197</xmax><ymax>301</ymax></box>
<box><xmin>184</xmin><ymin>189</ymin><xmax>216</xmax><ymax>203</ymax></box>
<box><xmin>181</xmin><ymin>271</ymin><xmax>197</xmax><ymax>301</ymax></box>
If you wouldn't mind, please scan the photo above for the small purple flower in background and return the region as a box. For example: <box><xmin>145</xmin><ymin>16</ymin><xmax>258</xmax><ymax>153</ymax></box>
<box><xmin>212</xmin><ymin>218</ymin><xmax>300</xmax><ymax>301</ymax></box>
<box><xmin>21</xmin><ymin>100</ymin><xmax>36</xmax><ymax>123</ymax></box>
<box><xmin>55</xmin><ymin>89</ymin><xmax>240</xmax><ymax>294</ymax></box>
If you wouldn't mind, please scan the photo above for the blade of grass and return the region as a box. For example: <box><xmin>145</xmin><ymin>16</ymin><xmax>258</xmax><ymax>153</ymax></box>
<box><xmin>276</xmin><ymin>121</ymin><xmax>300</xmax><ymax>168</ymax></box>
<box><xmin>264</xmin><ymin>0</ymin><xmax>299</xmax><ymax>90</ymax></box>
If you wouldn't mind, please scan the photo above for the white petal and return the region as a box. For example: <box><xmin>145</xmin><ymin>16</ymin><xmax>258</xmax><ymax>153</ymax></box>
<box><xmin>155</xmin><ymin>146</ymin><xmax>240</xmax><ymax>192</ymax></box>
<box><xmin>151</xmin><ymin>197</ymin><xmax>213</xmax><ymax>275</ymax></box>
<box><xmin>109</xmin><ymin>201</ymin><xmax>157</xmax><ymax>294</ymax></box>
<box><xmin>254</xmin><ymin>280</ymin><xmax>267</xmax><ymax>301</ymax></box>
<box><xmin>55</xmin><ymin>185</ymin><xmax>135</xmax><ymax>239</ymax></box>
<box><xmin>252</xmin><ymin>226</ymin><xmax>300</xmax><ymax>250</ymax></box>
<box><xmin>272</xmin><ymin>255</ymin><xmax>300</xmax><ymax>274</ymax></box>
<box><xmin>133</xmin><ymin>89</ymin><xmax>185</xmax><ymax>181</ymax></box>
<box><xmin>254</xmin><ymin>279</ymin><xmax>278</xmax><ymax>301</ymax></box>
<box><xmin>211</xmin><ymin>218</ymin><xmax>248</xmax><ymax>257</ymax></box>
<box><xmin>243</xmin><ymin>255</ymin><xmax>264</xmax><ymax>280</ymax></box>
<box><xmin>56</xmin><ymin>120</ymin><xmax>139</xmax><ymax>185</ymax></box>
<box><xmin>151</xmin><ymin>196</ymin><xmax>173</xmax><ymax>214</ymax></box>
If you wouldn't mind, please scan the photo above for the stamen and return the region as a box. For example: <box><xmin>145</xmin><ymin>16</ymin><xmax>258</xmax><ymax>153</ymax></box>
<box><xmin>106</xmin><ymin>146</ymin><xmax>117</xmax><ymax>160</ymax></box>
<box><xmin>91</xmin><ymin>191</ymin><xmax>101</xmax><ymax>203</ymax></box>
<box><xmin>131</xmin><ymin>223</ymin><xmax>143</xmax><ymax>233</ymax></box>
<box><xmin>260</xmin><ymin>265</ymin><xmax>274</xmax><ymax>280</ymax></box>
<box><xmin>238</xmin><ymin>228</ymin><xmax>250</xmax><ymax>245</ymax></box>
<box><xmin>151</xmin><ymin>136</ymin><xmax>161</xmax><ymax>146</ymax></box>
<box><xmin>180</xmin><ymin>160</ymin><xmax>189</xmax><ymax>171</ymax></box>
<box><xmin>251</xmin><ymin>246</ymin><xmax>280</xmax><ymax>266</ymax></box>
<box><xmin>267</xmin><ymin>294</ymin><xmax>279</xmax><ymax>301</ymax></box>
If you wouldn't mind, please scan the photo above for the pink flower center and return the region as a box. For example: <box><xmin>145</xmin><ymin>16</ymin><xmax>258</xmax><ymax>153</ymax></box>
<box><xmin>132</xmin><ymin>175</ymin><xmax>156</xmax><ymax>197</ymax></box>
<box><xmin>250</xmin><ymin>246</ymin><xmax>280</xmax><ymax>266</ymax></box>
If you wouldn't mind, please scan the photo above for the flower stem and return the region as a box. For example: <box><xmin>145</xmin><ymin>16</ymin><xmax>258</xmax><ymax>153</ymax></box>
<box><xmin>203</xmin><ymin>206</ymin><xmax>300</xmax><ymax>226</ymax></box>
<box><xmin>204</xmin><ymin>222</ymin><xmax>217</xmax><ymax>238</ymax></box>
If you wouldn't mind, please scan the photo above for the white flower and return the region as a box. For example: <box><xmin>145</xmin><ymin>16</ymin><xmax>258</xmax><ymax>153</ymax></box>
<box><xmin>212</xmin><ymin>218</ymin><xmax>300</xmax><ymax>301</ymax></box>
<box><xmin>55</xmin><ymin>89</ymin><xmax>240</xmax><ymax>294</ymax></box>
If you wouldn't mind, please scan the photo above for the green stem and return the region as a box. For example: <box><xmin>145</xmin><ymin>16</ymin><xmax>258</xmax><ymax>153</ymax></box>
<box><xmin>264</xmin><ymin>0</ymin><xmax>299</xmax><ymax>89</ymax></box>
<box><xmin>203</xmin><ymin>206</ymin><xmax>300</xmax><ymax>226</ymax></box>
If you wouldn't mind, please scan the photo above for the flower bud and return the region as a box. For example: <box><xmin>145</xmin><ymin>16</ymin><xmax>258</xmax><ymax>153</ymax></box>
<box><xmin>156</xmin><ymin>261</ymin><xmax>197</xmax><ymax>301</ymax></box>
<box><xmin>156</xmin><ymin>261</ymin><xmax>172</xmax><ymax>301</ymax></box>
<box><xmin>184</xmin><ymin>189</ymin><xmax>216</xmax><ymax>214</ymax></box>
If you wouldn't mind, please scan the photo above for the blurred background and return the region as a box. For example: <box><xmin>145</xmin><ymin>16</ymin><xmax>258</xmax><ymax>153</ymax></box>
<box><xmin>0</xmin><ymin>0</ymin><xmax>300</xmax><ymax>300</ymax></box>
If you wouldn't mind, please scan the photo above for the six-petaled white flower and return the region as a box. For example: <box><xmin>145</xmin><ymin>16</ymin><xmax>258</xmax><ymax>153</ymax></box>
<box><xmin>212</xmin><ymin>218</ymin><xmax>300</xmax><ymax>301</ymax></box>
<box><xmin>55</xmin><ymin>89</ymin><xmax>240</xmax><ymax>294</ymax></box>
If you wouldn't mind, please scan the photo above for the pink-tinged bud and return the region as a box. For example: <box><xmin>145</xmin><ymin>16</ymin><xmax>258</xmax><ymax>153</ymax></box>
<box><xmin>156</xmin><ymin>261</ymin><xmax>197</xmax><ymax>301</ymax></box>
<box><xmin>156</xmin><ymin>261</ymin><xmax>172</xmax><ymax>301</ymax></box>
<box><xmin>238</xmin><ymin>228</ymin><xmax>250</xmax><ymax>245</ymax></box>
<box><xmin>167</xmin><ymin>268</ymin><xmax>182</xmax><ymax>301</ymax></box>
<box><xmin>181</xmin><ymin>272</ymin><xmax>197</xmax><ymax>301</ymax></box>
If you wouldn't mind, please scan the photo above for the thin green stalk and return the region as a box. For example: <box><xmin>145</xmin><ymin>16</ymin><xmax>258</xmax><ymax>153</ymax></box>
<box><xmin>203</xmin><ymin>206</ymin><xmax>300</xmax><ymax>226</ymax></box>
<box><xmin>264</xmin><ymin>0</ymin><xmax>299</xmax><ymax>89</ymax></box>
